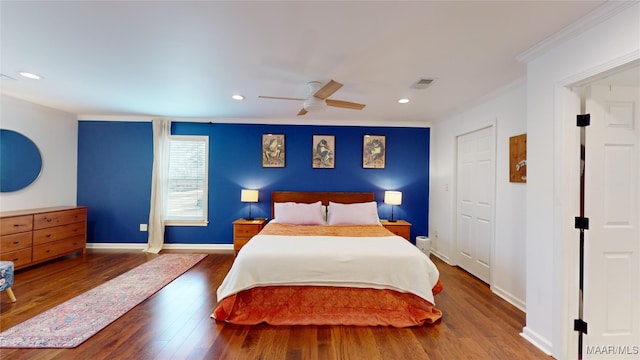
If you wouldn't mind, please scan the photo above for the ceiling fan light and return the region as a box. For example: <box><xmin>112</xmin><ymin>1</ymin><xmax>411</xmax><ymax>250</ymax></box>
<box><xmin>303</xmin><ymin>97</ymin><xmax>327</xmax><ymax>112</ymax></box>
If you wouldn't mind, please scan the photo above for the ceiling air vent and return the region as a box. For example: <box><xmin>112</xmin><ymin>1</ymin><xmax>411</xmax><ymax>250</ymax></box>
<box><xmin>411</xmin><ymin>78</ymin><xmax>434</xmax><ymax>90</ymax></box>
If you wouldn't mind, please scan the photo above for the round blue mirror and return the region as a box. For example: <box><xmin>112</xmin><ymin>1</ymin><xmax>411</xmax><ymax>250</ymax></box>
<box><xmin>0</xmin><ymin>129</ymin><xmax>43</xmax><ymax>192</ymax></box>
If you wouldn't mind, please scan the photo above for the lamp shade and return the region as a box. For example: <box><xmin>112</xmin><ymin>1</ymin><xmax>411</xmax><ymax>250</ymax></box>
<box><xmin>384</xmin><ymin>191</ymin><xmax>402</xmax><ymax>205</ymax></box>
<box><xmin>241</xmin><ymin>189</ymin><xmax>259</xmax><ymax>203</ymax></box>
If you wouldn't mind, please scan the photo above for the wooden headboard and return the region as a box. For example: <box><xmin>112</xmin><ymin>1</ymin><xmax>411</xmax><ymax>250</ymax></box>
<box><xmin>271</xmin><ymin>191</ymin><xmax>375</xmax><ymax>219</ymax></box>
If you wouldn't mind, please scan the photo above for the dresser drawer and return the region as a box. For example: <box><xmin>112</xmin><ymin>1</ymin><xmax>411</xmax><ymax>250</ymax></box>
<box><xmin>380</xmin><ymin>220</ymin><xmax>411</xmax><ymax>241</ymax></box>
<box><xmin>0</xmin><ymin>248</ymin><xmax>32</xmax><ymax>269</ymax></box>
<box><xmin>234</xmin><ymin>224</ymin><xmax>262</xmax><ymax>237</ymax></box>
<box><xmin>33</xmin><ymin>222</ymin><xmax>86</xmax><ymax>246</ymax></box>
<box><xmin>0</xmin><ymin>232</ymin><xmax>33</xmax><ymax>252</ymax></box>
<box><xmin>32</xmin><ymin>235</ymin><xmax>85</xmax><ymax>262</ymax></box>
<box><xmin>388</xmin><ymin>227</ymin><xmax>410</xmax><ymax>240</ymax></box>
<box><xmin>0</xmin><ymin>215</ymin><xmax>33</xmax><ymax>236</ymax></box>
<box><xmin>33</xmin><ymin>208</ymin><xmax>87</xmax><ymax>230</ymax></box>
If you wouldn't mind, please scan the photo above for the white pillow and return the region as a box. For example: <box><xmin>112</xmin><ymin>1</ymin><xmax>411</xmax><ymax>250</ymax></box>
<box><xmin>274</xmin><ymin>201</ymin><xmax>325</xmax><ymax>225</ymax></box>
<box><xmin>327</xmin><ymin>201</ymin><xmax>381</xmax><ymax>225</ymax></box>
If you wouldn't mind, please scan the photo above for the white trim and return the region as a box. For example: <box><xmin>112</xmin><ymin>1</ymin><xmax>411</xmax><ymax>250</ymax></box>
<box><xmin>554</xmin><ymin>84</ymin><xmax>582</xmax><ymax>360</ymax></box>
<box><xmin>77</xmin><ymin>115</ymin><xmax>215</xmax><ymax>123</ymax></box>
<box><xmin>165</xmin><ymin>220</ymin><xmax>209</xmax><ymax>227</ymax></box>
<box><xmin>552</xmin><ymin>52</ymin><xmax>640</xmax><ymax>360</ymax></box>
<box><xmin>76</xmin><ymin>115</ymin><xmax>431</xmax><ymax>128</ymax></box>
<box><xmin>87</xmin><ymin>243</ymin><xmax>147</xmax><ymax>250</ymax></box>
<box><xmin>516</xmin><ymin>2</ymin><xmax>637</xmax><ymax>63</ymax></box>
<box><xmin>520</xmin><ymin>327</ymin><xmax>554</xmax><ymax>356</ymax></box>
<box><xmin>429</xmin><ymin>249</ymin><xmax>452</xmax><ymax>265</ymax></box>
<box><xmin>492</xmin><ymin>285</ymin><xmax>526</xmax><ymax>312</ymax></box>
<box><xmin>562</xmin><ymin>50</ymin><xmax>640</xmax><ymax>88</ymax></box>
<box><xmin>87</xmin><ymin>243</ymin><xmax>233</xmax><ymax>251</ymax></box>
<box><xmin>162</xmin><ymin>243</ymin><xmax>232</xmax><ymax>251</ymax></box>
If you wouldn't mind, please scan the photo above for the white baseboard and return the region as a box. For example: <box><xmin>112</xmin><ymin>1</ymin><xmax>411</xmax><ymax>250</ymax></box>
<box><xmin>520</xmin><ymin>326</ymin><xmax>553</xmax><ymax>357</ymax></box>
<box><xmin>429</xmin><ymin>249</ymin><xmax>452</xmax><ymax>265</ymax></box>
<box><xmin>491</xmin><ymin>284</ymin><xmax>526</xmax><ymax>312</ymax></box>
<box><xmin>86</xmin><ymin>243</ymin><xmax>233</xmax><ymax>252</ymax></box>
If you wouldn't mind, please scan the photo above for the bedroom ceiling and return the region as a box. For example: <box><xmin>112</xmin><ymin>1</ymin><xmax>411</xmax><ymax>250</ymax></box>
<box><xmin>0</xmin><ymin>1</ymin><xmax>607</xmax><ymax>126</ymax></box>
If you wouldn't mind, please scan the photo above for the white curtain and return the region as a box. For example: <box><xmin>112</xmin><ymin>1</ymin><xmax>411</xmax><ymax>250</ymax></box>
<box><xmin>143</xmin><ymin>118</ymin><xmax>171</xmax><ymax>253</ymax></box>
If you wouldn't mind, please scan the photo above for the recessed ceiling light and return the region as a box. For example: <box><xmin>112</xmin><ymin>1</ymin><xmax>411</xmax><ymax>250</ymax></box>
<box><xmin>19</xmin><ymin>71</ymin><xmax>42</xmax><ymax>80</ymax></box>
<box><xmin>397</xmin><ymin>98</ymin><xmax>410</xmax><ymax>104</ymax></box>
<box><xmin>232</xmin><ymin>94</ymin><xmax>245</xmax><ymax>100</ymax></box>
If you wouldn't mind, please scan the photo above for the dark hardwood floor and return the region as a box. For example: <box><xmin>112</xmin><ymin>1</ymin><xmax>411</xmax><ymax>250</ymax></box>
<box><xmin>0</xmin><ymin>250</ymin><xmax>550</xmax><ymax>360</ymax></box>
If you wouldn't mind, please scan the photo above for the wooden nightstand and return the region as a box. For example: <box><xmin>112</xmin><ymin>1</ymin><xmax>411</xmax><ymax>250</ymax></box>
<box><xmin>233</xmin><ymin>218</ymin><xmax>267</xmax><ymax>256</ymax></box>
<box><xmin>380</xmin><ymin>220</ymin><xmax>412</xmax><ymax>241</ymax></box>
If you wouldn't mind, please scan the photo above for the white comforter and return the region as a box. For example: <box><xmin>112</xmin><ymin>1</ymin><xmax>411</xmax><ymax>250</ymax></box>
<box><xmin>217</xmin><ymin>233</ymin><xmax>440</xmax><ymax>305</ymax></box>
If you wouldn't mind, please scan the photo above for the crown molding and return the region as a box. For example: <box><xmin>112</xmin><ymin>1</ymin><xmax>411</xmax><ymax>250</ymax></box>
<box><xmin>517</xmin><ymin>1</ymin><xmax>638</xmax><ymax>63</ymax></box>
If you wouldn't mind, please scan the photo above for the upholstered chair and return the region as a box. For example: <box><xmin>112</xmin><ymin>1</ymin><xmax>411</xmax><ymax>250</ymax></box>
<box><xmin>0</xmin><ymin>261</ymin><xmax>17</xmax><ymax>302</ymax></box>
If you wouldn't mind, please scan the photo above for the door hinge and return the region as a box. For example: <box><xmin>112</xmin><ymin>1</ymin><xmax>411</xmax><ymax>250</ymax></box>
<box><xmin>575</xmin><ymin>217</ymin><xmax>589</xmax><ymax>230</ymax></box>
<box><xmin>577</xmin><ymin>114</ymin><xmax>591</xmax><ymax>127</ymax></box>
<box><xmin>574</xmin><ymin>319</ymin><xmax>588</xmax><ymax>334</ymax></box>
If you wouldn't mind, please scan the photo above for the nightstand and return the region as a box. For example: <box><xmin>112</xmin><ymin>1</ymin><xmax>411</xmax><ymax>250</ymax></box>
<box><xmin>233</xmin><ymin>218</ymin><xmax>267</xmax><ymax>256</ymax></box>
<box><xmin>380</xmin><ymin>220</ymin><xmax>412</xmax><ymax>241</ymax></box>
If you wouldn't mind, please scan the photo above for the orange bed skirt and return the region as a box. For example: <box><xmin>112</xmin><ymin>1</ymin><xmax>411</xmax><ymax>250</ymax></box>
<box><xmin>212</xmin><ymin>280</ymin><xmax>443</xmax><ymax>327</ymax></box>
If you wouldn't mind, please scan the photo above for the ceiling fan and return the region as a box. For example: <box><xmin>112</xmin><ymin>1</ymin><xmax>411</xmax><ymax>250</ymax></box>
<box><xmin>259</xmin><ymin>80</ymin><xmax>366</xmax><ymax>116</ymax></box>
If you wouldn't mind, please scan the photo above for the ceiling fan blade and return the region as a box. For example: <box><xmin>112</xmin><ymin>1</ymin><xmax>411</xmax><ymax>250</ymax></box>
<box><xmin>313</xmin><ymin>80</ymin><xmax>343</xmax><ymax>99</ymax></box>
<box><xmin>297</xmin><ymin>108</ymin><xmax>308</xmax><ymax>116</ymax></box>
<box><xmin>258</xmin><ymin>95</ymin><xmax>305</xmax><ymax>101</ymax></box>
<box><xmin>326</xmin><ymin>99</ymin><xmax>366</xmax><ymax>110</ymax></box>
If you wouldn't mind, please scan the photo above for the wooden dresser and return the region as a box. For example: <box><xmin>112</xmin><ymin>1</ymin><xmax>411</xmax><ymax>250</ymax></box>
<box><xmin>0</xmin><ymin>206</ymin><xmax>87</xmax><ymax>270</ymax></box>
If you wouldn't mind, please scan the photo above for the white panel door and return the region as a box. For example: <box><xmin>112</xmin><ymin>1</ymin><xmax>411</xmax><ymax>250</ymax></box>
<box><xmin>456</xmin><ymin>126</ymin><xmax>494</xmax><ymax>283</ymax></box>
<box><xmin>584</xmin><ymin>84</ymin><xmax>639</xmax><ymax>358</ymax></box>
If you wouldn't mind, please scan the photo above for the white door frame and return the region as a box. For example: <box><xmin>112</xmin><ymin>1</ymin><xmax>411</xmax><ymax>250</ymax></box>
<box><xmin>452</xmin><ymin>122</ymin><xmax>497</xmax><ymax>287</ymax></box>
<box><xmin>554</xmin><ymin>54</ymin><xmax>640</xmax><ymax>359</ymax></box>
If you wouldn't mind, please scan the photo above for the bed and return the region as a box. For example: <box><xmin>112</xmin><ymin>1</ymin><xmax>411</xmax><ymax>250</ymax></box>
<box><xmin>212</xmin><ymin>191</ymin><xmax>443</xmax><ymax>327</ymax></box>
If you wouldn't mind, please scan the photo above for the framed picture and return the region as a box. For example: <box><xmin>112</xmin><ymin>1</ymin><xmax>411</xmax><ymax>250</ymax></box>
<box><xmin>312</xmin><ymin>135</ymin><xmax>335</xmax><ymax>169</ymax></box>
<box><xmin>509</xmin><ymin>133</ymin><xmax>526</xmax><ymax>183</ymax></box>
<box><xmin>262</xmin><ymin>134</ymin><xmax>285</xmax><ymax>168</ymax></box>
<box><xmin>363</xmin><ymin>135</ymin><xmax>386</xmax><ymax>169</ymax></box>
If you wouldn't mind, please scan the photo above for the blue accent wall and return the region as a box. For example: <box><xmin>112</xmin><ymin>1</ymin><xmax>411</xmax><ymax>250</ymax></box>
<box><xmin>78</xmin><ymin>121</ymin><xmax>430</xmax><ymax>245</ymax></box>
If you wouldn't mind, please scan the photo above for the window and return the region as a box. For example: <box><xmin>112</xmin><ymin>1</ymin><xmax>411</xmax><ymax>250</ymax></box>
<box><xmin>165</xmin><ymin>136</ymin><xmax>208</xmax><ymax>226</ymax></box>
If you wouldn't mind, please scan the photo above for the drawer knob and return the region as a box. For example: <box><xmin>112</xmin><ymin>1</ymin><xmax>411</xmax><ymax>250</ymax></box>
<box><xmin>46</xmin><ymin>249</ymin><xmax>51</xmax><ymax>253</ymax></box>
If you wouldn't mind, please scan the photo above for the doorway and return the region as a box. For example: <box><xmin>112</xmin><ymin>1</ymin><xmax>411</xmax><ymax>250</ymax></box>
<box><xmin>581</xmin><ymin>67</ymin><xmax>639</xmax><ymax>356</ymax></box>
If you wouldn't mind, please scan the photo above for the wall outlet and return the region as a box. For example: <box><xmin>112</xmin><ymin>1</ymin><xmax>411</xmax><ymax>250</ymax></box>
<box><xmin>139</xmin><ymin>224</ymin><xmax>148</xmax><ymax>232</ymax></box>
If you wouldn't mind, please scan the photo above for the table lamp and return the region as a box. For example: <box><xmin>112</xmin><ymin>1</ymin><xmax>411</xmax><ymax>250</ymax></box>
<box><xmin>241</xmin><ymin>189</ymin><xmax>259</xmax><ymax>220</ymax></box>
<box><xmin>384</xmin><ymin>191</ymin><xmax>402</xmax><ymax>222</ymax></box>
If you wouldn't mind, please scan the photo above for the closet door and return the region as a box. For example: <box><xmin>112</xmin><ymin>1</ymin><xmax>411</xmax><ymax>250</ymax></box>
<box><xmin>456</xmin><ymin>126</ymin><xmax>494</xmax><ymax>283</ymax></box>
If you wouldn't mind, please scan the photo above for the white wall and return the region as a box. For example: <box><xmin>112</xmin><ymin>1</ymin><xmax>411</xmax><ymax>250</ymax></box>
<box><xmin>0</xmin><ymin>95</ymin><xmax>78</xmax><ymax>211</ymax></box>
<box><xmin>429</xmin><ymin>79</ymin><xmax>527</xmax><ymax>309</ymax></box>
<box><xmin>522</xmin><ymin>3</ymin><xmax>640</xmax><ymax>358</ymax></box>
